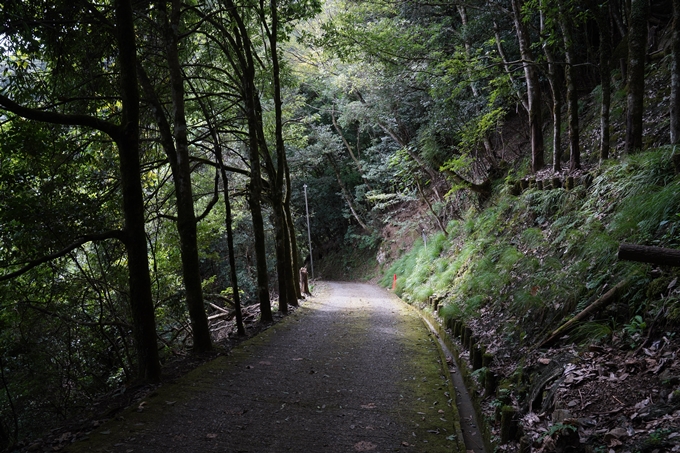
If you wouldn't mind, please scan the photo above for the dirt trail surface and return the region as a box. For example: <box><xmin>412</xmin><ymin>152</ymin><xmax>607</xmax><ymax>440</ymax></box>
<box><xmin>65</xmin><ymin>282</ymin><xmax>467</xmax><ymax>453</ymax></box>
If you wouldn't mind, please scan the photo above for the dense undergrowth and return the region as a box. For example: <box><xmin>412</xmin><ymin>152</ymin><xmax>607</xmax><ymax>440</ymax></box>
<box><xmin>379</xmin><ymin>148</ymin><xmax>680</xmax><ymax>450</ymax></box>
<box><xmin>381</xmin><ymin>147</ymin><xmax>680</xmax><ymax>348</ymax></box>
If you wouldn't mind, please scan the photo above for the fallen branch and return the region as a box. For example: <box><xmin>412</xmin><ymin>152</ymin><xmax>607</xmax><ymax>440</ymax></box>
<box><xmin>538</xmin><ymin>280</ymin><xmax>628</xmax><ymax>348</ymax></box>
<box><xmin>209</xmin><ymin>302</ymin><xmax>231</xmax><ymax>313</ymax></box>
<box><xmin>205</xmin><ymin>293</ymin><xmax>235</xmax><ymax>308</ymax></box>
<box><xmin>208</xmin><ymin>311</ymin><xmax>233</xmax><ymax>321</ymax></box>
<box><xmin>618</xmin><ymin>243</ymin><xmax>680</xmax><ymax>267</ymax></box>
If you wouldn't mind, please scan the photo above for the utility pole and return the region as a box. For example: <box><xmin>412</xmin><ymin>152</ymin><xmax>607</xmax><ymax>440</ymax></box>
<box><xmin>303</xmin><ymin>184</ymin><xmax>314</xmax><ymax>279</ymax></box>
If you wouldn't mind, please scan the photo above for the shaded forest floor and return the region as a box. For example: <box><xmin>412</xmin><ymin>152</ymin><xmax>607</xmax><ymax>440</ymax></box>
<box><xmin>464</xmin><ymin>312</ymin><xmax>680</xmax><ymax>452</ymax></box>
<box><xmin>15</xmin><ymin>312</ymin><xmax>280</xmax><ymax>452</ymax></box>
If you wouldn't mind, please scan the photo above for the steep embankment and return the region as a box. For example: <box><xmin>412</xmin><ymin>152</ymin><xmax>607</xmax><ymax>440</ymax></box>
<box><xmin>379</xmin><ymin>148</ymin><xmax>680</xmax><ymax>451</ymax></box>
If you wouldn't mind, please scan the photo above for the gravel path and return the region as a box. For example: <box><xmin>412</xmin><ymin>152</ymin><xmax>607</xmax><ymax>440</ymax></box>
<box><xmin>66</xmin><ymin>282</ymin><xmax>466</xmax><ymax>453</ymax></box>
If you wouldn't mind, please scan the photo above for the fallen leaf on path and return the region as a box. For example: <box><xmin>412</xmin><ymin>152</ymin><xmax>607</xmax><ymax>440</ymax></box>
<box><xmin>354</xmin><ymin>441</ymin><xmax>377</xmax><ymax>451</ymax></box>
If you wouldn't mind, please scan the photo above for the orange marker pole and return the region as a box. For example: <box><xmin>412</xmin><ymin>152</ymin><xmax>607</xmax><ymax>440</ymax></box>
<box><xmin>392</xmin><ymin>274</ymin><xmax>397</xmax><ymax>290</ymax></box>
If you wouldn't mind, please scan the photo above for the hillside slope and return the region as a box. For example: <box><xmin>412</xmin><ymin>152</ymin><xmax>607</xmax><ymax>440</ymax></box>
<box><xmin>376</xmin><ymin>70</ymin><xmax>680</xmax><ymax>451</ymax></box>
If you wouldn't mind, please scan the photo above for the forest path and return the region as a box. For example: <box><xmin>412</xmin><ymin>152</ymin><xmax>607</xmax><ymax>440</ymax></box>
<box><xmin>66</xmin><ymin>281</ymin><xmax>466</xmax><ymax>453</ymax></box>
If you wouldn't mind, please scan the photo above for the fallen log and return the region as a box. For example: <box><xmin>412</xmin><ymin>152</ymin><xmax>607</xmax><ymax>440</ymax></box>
<box><xmin>538</xmin><ymin>280</ymin><xmax>628</xmax><ymax>348</ymax></box>
<box><xmin>618</xmin><ymin>243</ymin><xmax>680</xmax><ymax>267</ymax></box>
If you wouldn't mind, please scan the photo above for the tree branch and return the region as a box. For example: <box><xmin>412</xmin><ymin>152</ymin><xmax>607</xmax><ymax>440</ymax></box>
<box><xmin>0</xmin><ymin>230</ymin><xmax>125</xmax><ymax>282</ymax></box>
<box><xmin>196</xmin><ymin>169</ymin><xmax>221</xmax><ymax>222</ymax></box>
<box><xmin>0</xmin><ymin>94</ymin><xmax>121</xmax><ymax>140</ymax></box>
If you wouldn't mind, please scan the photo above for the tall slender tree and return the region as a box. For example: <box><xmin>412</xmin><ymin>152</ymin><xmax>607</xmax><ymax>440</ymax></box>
<box><xmin>671</xmin><ymin>0</ymin><xmax>680</xmax><ymax>144</ymax></box>
<box><xmin>539</xmin><ymin>2</ymin><xmax>563</xmax><ymax>172</ymax></box>
<box><xmin>595</xmin><ymin>0</ymin><xmax>613</xmax><ymax>161</ymax></box>
<box><xmin>558</xmin><ymin>0</ymin><xmax>580</xmax><ymax>171</ymax></box>
<box><xmin>511</xmin><ymin>0</ymin><xmax>545</xmax><ymax>172</ymax></box>
<box><xmin>137</xmin><ymin>0</ymin><xmax>212</xmax><ymax>351</ymax></box>
<box><xmin>626</xmin><ymin>0</ymin><xmax>649</xmax><ymax>154</ymax></box>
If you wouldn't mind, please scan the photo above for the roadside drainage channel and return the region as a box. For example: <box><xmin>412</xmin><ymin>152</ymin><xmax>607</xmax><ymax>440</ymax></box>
<box><xmin>420</xmin><ymin>312</ymin><xmax>491</xmax><ymax>453</ymax></box>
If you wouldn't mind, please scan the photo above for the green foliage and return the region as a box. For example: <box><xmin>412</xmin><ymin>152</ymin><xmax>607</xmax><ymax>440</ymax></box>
<box><xmin>540</xmin><ymin>423</ymin><xmax>578</xmax><ymax>441</ymax></box>
<box><xmin>623</xmin><ymin>315</ymin><xmax>647</xmax><ymax>348</ymax></box>
<box><xmin>384</xmin><ymin>148</ymin><xmax>680</xmax><ymax>351</ymax></box>
<box><xmin>572</xmin><ymin>322</ymin><xmax>613</xmax><ymax>344</ymax></box>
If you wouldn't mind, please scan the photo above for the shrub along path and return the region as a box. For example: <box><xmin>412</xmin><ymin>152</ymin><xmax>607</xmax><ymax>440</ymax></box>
<box><xmin>65</xmin><ymin>282</ymin><xmax>468</xmax><ymax>453</ymax></box>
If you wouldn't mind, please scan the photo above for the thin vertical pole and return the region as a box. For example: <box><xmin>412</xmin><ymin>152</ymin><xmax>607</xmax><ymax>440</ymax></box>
<box><xmin>303</xmin><ymin>184</ymin><xmax>314</xmax><ymax>279</ymax></box>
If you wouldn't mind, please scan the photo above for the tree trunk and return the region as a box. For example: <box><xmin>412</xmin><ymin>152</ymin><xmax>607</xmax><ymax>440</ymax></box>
<box><xmin>0</xmin><ymin>0</ymin><xmax>162</xmax><ymax>382</ymax></box>
<box><xmin>161</xmin><ymin>0</ymin><xmax>211</xmax><ymax>352</ymax></box>
<box><xmin>267</xmin><ymin>0</ymin><xmax>298</xmax><ymax>311</ymax></box>
<box><xmin>415</xmin><ymin>179</ymin><xmax>447</xmax><ymax>236</ymax></box>
<box><xmin>282</xmin><ymin>212</ymin><xmax>299</xmax><ymax>304</ymax></box>
<box><xmin>511</xmin><ymin>0</ymin><xmax>544</xmax><ymax>172</ymax></box>
<box><xmin>285</xmin><ymin>198</ymin><xmax>302</xmax><ymax>300</ymax></box>
<box><xmin>224</xmin><ymin>0</ymin><xmax>273</xmax><ymax>322</ymax></box>
<box><xmin>185</xmin><ymin>73</ymin><xmax>246</xmax><ymax>336</ymax></box>
<box><xmin>539</xmin><ymin>280</ymin><xmax>628</xmax><ymax>347</ymax></box>
<box><xmin>625</xmin><ymin>0</ymin><xmax>649</xmax><ymax>154</ymax></box>
<box><xmin>247</xmin><ymin>131</ymin><xmax>273</xmax><ymax>323</ymax></box>
<box><xmin>540</xmin><ymin>6</ymin><xmax>563</xmax><ymax>173</ymax></box>
<box><xmin>494</xmin><ymin>21</ymin><xmax>530</xmax><ymax>113</ymax></box>
<box><xmin>271</xmin><ymin>201</ymin><xmax>289</xmax><ymax>314</ymax></box>
<box><xmin>115</xmin><ymin>0</ymin><xmax>160</xmax><ymax>382</ymax></box>
<box><xmin>671</xmin><ymin>0</ymin><xmax>680</xmax><ymax>144</ymax></box>
<box><xmin>282</xmin><ymin>120</ymin><xmax>301</xmax><ymax>300</ymax></box>
<box><xmin>559</xmin><ymin>2</ymin><xmax>580</xmax><ymax>171</ymax></box>
<box><xmin>218</xmin><ymin>155</ymin><xmax>246</xmax><ymax>336</ymax></box>
<box><xmin>597</xmin><ymin>0</ymin><xmax>613</xmax><ymax>160</ymax></box>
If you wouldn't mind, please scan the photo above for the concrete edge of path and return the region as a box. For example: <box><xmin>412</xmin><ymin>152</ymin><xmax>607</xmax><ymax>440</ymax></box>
<box><xmin>418</xmin><ymin>307</ymin><xmax>490</xmax><ymax>453</ymax></box>
<box><xmin>395</xmin><ymin>296</ymin><xmax>469</xmax><ymax>453</ymax></box>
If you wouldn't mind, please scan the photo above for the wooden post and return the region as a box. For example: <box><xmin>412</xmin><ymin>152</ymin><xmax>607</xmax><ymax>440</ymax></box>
<box><xmin>299</xmin><ymin>267</ymin><xmax>311</xmax><ymax>296</ymax></box>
